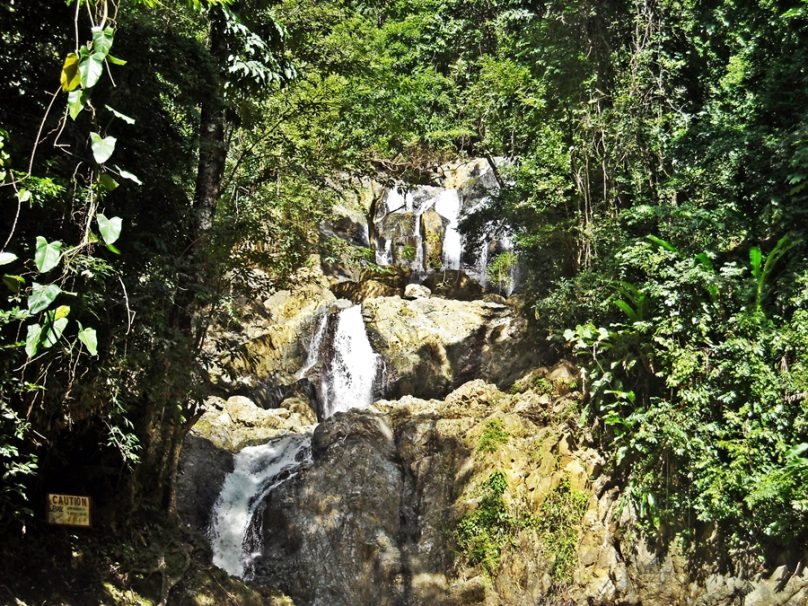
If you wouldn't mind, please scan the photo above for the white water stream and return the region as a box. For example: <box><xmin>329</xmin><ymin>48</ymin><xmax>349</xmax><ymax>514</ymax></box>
<box><xmin>209</xmin><ymin>304</ymin><xmax>379</xmax><ymax>578</ymax></box>
<box><xmin>434</xmin><ymin>188</ymin><xmax>461</xmax><ymax>270</ymax></box>
<box><xmin>319</xmin><ymin>305</ymin><xmax>379</xmax><ymax>418</ymax></box>
<box><xmin>208</xmin><ymin>434</ymin><xmax>312</xmax><ymax>578</ymax></box>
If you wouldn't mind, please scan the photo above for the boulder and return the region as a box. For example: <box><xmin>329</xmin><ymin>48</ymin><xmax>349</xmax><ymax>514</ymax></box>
<box><xmin>422</xmin><ymin>270</ymin><xmax>484</xmax><ymax>301</ymax></box>
<box><xmin>363</xmin><ymin>295</ymin><xmax>539</xmax><ymax>399</ymax></box>
<box><xmin>190</xmin><ymin>395</ymin><xmax>314</xmax><ymax>453</ymax></box>
<box><xmin>403</xmin><ymin>283</ymin><xmax>431</xmax><ymax>300</ymax></box>
<box><xmin>176</xmin><ymin>434</ymin><xmax>233</xmax><ymax>531</ymax></box>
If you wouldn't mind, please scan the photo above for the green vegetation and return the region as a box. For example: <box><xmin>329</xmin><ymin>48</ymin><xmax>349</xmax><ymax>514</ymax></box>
<box><xmin>1</xmin><ymin>0</ymin><xmax>806</xmax><ymax>569</ymax></box>
<box><xmin>455</xmin><ymin>471</ymin><xmax>523</xmax><ymax>574</ymax></box>
<box><xmin>486</xmin><ymin>251</ymin><xmax>517</xmax><ymax>292</ymax></box>
<box><xmin>537</xmin><ymin>479</ymin><xmax>589</xmax><ymax>588</ymax></box>
<box><xmin>477</xmin><ymin>418</ymin><xmax>509</xmax><ymax>453</ymax></box>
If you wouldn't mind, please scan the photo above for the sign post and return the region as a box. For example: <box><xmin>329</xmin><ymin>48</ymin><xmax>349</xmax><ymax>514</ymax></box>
<box><xmin>47</xmin><ymin>493</ymin><xmax>92</xmax><ymax>528</ymax></box>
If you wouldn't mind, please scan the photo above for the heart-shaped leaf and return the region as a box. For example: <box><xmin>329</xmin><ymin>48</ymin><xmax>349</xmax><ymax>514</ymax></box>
<box><xmin>77</xmin><ymin>324</ymin><xmax>98</xmax><ymax>356</ymax></box>
<box><xmin>34</xmin><ymin>236</ymin><xmax>63</xmax><ymax>273</ymax></box>
<box><xmin>90</xmin><ymin>132</ymin><xmax>117</xmax><ymax>164</ymax></box>
<box><xmin>60</xmin><ymin>53</ymin><xmax>80</xmax><ymax>91</ymax></box>
<box><xmin>91</xmin><ymin>26</ymin><xmax>114</xmax><ymax>56</ymax></box>
<box><xmin>97</xmin><ymin>213</ymin><xmax>122</xmax><ymax>245</ymax></box>
<box><xmin>68</xmin><ymin>89</ymin><xmax>84</xmax><ymax>120</ymax></box>
<box><xmin>25</xmin><ymin>323</ymin><xmax>43</xmax><ymax>357</ymax></box>
<box><xmin>79</xmin><ymin>53</ymin><xmax>105</xmax><ymax>88</ymax></box>
<box><xmin>0</xmin><ymin>252</ymin><xmax>17</xmax><ymax>266</ymax></box>
<box><xmin>27</xmin><ymin>283</ymin><xmax>61</xmax><ymax>314</ymax></box>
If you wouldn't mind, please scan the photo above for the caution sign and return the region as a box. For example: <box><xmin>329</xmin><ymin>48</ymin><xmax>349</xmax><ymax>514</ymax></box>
<box><xmin>47</xmin><ymin>493</ymin><xmax>91</xmax><ymax>527</ymax></box>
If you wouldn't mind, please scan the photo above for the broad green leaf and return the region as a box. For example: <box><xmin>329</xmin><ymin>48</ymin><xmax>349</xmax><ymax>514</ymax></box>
<box><xmin>647</xmin><ymin>234</ymin><xmax>678</xmax><ymax>253</ymax></box>
<box><xmin>92</xmin><ymin>26</ymin><xmax>114</xmax><ymax>56</ymax></box>
<box><xmin>694</xmin><ymin>252</ymin><xmax>715</xmax><ymax>272</ymax></box>
<box><xmin>79</xmin><ymin>53</ymin><xmax>105</xmax><ymax>88</ymax></box>
<box><xmin>106</xmin><ymin>243</ymin><xmax>121</xmax><ymax>255</ymax></box>
<box><xmin>115</xmin><ymin>166</ymin><xmax>142</xmax><ymax>185</ymax></box>
<box><xmin>53</xmin><ymin>305</ymin><xmax>71</xmax><ymax>320</ymax></box>
<box><xmin>90</xmin><ymin>132</ymin><xmax>117</xmax><ymax>164</ymax></box>
<box><xmin>43</xmin><ymin>316</ymin><xmax>69</xmax><ymax>348</ymax></box>
<box><xmin>17</xmin><ymin>189</ymin><xmax>31</xmax><ymax>203</ymax></box>
<box><xmin>27</xmin><ymin>283</ymin><xmax>61</xmax><ymax>314</ymax></box>
<box><xmin>749</xmin><ymin>247</ymin><xmax>763</xmax><ymax>280</ymax></box>
<box><xmin>0</xmin><ymin>252</ymin><xmax>17</xmax><ymax>266</ymax></box>
<box><xmin>97</xmin><ymin>214</ymin><xmax>122</xmax><ymax>245</ymax></box>
<box><xmin>106</xmin><ymin>105</ymin><xmax>135</xmax><ymax>125</ymax></box>
<box><xmin>2</xmin><ymin>274</ymin><xmax>24</xmax><ymax>293</ymax></box>
<box><xmin>34</xmin><ymin>236</ymin><xmax>62</xmax><ymax>273</ymax></box>
<box><xmin>107</xmin><ymin>55</ymin><xmax>127</xmax><ymax>66</ymax></box>
<box><xmin>77</xmin><ymin>325</ymin><xmax>98</xmax><ymax>356</ymax></box>
<box><xmin>25</xmin><ymin>323</ymin><xmax>42</xmax><ymax>357</ymax></box>
<box><xmin>98</xmin><ymin>173</ymin><xmax>119</xmax><ymax>191</ymax></box>
<box><xmin>60</xmin><ymin>53</ymin><xmax>80</xmax><ymax>91</ymax></box>
<box><xmin>613</xmin><ymin>299</ymin><xmax>638</xmax><ymax>322</ymax></box>
<box><xmin>67</xmin><ymin>90</ymin><xmax>84</xmax><ymax>120</ymax></box>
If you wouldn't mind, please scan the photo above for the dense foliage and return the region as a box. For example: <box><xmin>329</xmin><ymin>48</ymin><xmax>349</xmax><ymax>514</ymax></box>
<box><xmin>1</xmin><ymin>0</ymin><xmax>806</xmax><ymax>560</ymax></box>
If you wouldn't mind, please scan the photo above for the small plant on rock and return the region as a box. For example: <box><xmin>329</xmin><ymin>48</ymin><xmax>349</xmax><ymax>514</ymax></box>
<box><xmin>477</xmin><ymin>418</ymin><xmax>509</xmax><ymax>453</ymax></box>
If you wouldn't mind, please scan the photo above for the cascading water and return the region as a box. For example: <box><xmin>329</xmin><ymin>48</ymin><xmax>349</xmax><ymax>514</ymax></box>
<box><xmin>434</xmin><ymin>188</ymin><xmax>461</xmax><ymax>270</ymax></box>
<box><xmin>296</xmin><ymin>312</ymin><xmax>328</xmax><ymax>379</ymax></box>
<box><xmin>208</xmin><ymin>303</ymin><xmax>380</xmax><ymax>578</ymax></box>
<box><xmin>208</xmin><ymin>434</ymin><xmax>312</xmax><ymax>578</ymax></box>
<box><xmin>320</xmin><ymin>305</ymin><xmax>379</xmax><ymax>418</ymax></box>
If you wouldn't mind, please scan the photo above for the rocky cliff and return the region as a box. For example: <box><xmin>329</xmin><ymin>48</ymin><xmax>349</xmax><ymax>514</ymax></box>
<box><xmin>177</xmin><ymin>159</ymin><xmax>807</xmax><ymax>606</ymax></box>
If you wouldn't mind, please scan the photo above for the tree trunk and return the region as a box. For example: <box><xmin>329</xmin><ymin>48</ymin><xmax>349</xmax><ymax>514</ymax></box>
<box><xmin>131</xmin><ymin>10</ymin><xmax>230</xmax><ymax>517</ymax></box>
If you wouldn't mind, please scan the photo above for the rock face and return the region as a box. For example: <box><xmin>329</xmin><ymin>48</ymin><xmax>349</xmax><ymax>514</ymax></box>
<box><xmin>203</xmin><ymin>261</ymin><xmax>336</xmax><ymax>404</ymax></box>
<box><xmin>419</xmin><ymin>209</ymin><xmax>445</xmax><ymax>270</ymax></box>
<box><xmin>422</xmin><ymin>270</ymin><xmax>484</xmax><ymax>301</ymax></box>
<box><xmin>176</xmin><ymin>434</ymin><xmax>234</xmax><ymax>532</ymax></box>
<box><xmin>363</xmin><ymin>295</ymin><xmax>539</xmax><ymax>399</ymax></box>
<box><xmin>182</xmin><ymin>377</ymin><xmax>808</xmax><ymax>606</ymax></box>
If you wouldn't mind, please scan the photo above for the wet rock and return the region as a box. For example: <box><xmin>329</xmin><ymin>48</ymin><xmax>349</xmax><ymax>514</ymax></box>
<box><xmin>182</xmin><ymin>377</ymin><xmax>807</xmax><ymax>606</ymax></box>
<box><xmin>204</xmin><ymin>260</ymin><xmax>336</xmax><ymax>400</ymax></box>
<box><xmin>419</xmin><ymin>209</ymin><xmax>445</xmax><ymax>271</ymax></box>
<box><xmin>253</xmin><ymin>412</ymin><xmax>404</xmax><ymax>606</ymax></box>
<box><xmin>176</xmin><ymin>434</ymin><xmax>233</xmax><ymax>531</ymax></box>
<box><xmin>191</xmin><ymin>395</ymin><xmax>314</xmax><ymax>453</ymax></box>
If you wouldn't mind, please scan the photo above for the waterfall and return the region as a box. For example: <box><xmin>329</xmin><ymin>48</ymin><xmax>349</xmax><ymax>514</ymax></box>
<box><xmin>434</xmin><ymin>189</ymin><xmax>461</xmax><ymax>270</ymax></box>
<box><xmin>208</xmin><ymin>434</ymin><xmax>312</xmax><ymax>578</ymax></box>
<box><xmin>296</xmin><ymin>312</ymin><xmax>328</xmax><ymax>379</ymax></box>
<box><xmin>320</xmin><ymin>305</ymin><xmax>379</xmax><ymax>418</ymax></box>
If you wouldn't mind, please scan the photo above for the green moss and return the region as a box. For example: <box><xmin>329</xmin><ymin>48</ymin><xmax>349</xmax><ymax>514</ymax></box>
<box><xmin>537</xmin><ymin>478</ymin><xmax>589</xmax><ymax>588</ymax></box>
<box><xmin>477</xmin><ymin>418</ymin><xmax>508</xmax><ymax>453</ymax></box>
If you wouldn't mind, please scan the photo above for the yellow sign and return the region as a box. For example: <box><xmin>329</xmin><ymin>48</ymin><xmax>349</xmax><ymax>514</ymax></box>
<box><xmin>47</xmin><ymin>493</ymin><xmax>91</xmax><ymax>527</ymax></box>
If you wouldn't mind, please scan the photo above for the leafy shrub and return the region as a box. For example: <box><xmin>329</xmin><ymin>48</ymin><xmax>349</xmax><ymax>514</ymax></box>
<box><xmin>477</xmin><ymin>418</ymin><xmax>509</xmax><ymax>453</ymax></box>
<box><xmin>565</xmin><ymin>236</ymin><xmax>808</xmax><ymax>549</ymax></box>
<box><xmin>537</xmin><ymin>479</ymin><xmax>589</xmax><ymax>588</ymax></box>
<box><xmin>455</xmin><ymin>471</ymin><xmax>518</xmax><ymax>573</ymax></box>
